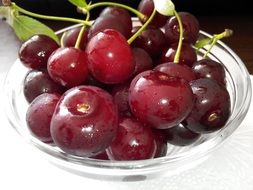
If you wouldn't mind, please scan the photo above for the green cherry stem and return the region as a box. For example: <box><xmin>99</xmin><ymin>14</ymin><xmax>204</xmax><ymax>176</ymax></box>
<box><xmin>74</xmin><ymin>11</ymin><xmax>90</xmax><ymax>49</ymax></box>
<box><xmin>203</xmin><ymin>29</ymin><xmax>233</xmax><ymax>58</ymax></box>
<box><xmin>87</xmin><ymin>2</ymin><xmax>147</xmax><ymax>21</ymax></box>
<box><xmin>127</xmin><ymin>8</ymin><xmax>156</xmax><ymax>44</ymax></box>
<box><xmin>11</xmin><ymin>3</ymin><xmax>92</xmax><ymax>26</ymax></box>
<box><xmin>173</xmin><ymin>10</ymin><xmax>183</xmax><ymax>64</ymax></box>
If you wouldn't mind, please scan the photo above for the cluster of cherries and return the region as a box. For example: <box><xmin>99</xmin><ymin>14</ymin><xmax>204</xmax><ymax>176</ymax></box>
<box><xmin>20</xmin><ymin>0</ymin><xmax>231</xmax><ymax>161</ymax></box>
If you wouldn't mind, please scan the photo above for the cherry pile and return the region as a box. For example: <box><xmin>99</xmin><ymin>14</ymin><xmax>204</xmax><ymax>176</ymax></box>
<box><xmin>20</xmin><ymin>0</ymin><xmax>231</xmax><ymax>161</ymax></box>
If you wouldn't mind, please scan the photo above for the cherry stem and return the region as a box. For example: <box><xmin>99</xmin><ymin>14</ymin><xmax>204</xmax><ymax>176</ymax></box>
<box><xmin>127</xmin><ymin>8</ymin><xmax>156</xmax><ymax>44</ymax></box>
<box><xmin>11</xmin><ymin>3</ymin><xmax>92</xmax><ymax>26</ymax></box>
<box><xmin>74</xmin><ymin>10</ymin><xmax>90</xmax><ymax>49</ymax></box>
<box><xmin>173</xmin><ymin>10</ymin><xmax>183</xmax><ymax>64</ymax></box>
<box><xmin>87</xmin><ymin>2</ymin><xmax>147</xmax><ymax>21</ymax></box>
<box><xmin>203</xmin><ymin>29</ymin><xmax>233</xmax><ymax>58</ymax></box>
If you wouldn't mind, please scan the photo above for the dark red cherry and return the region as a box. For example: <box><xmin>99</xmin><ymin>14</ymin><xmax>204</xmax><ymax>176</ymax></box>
<box><xmin>26</xmin><ymin>93</ymin><xmax>61</xmax><ymax>143</ymax></box>
<box><xmin>138</xmin><ymin>0</ymin><xmax>168</xmax><ymax>27</ymax></box>
<box><xmin>90</xmin><ymin>151</ymin><xmax>109</xmax><ymax>160</ymax></box>
<box><xmin>88</xmin><ymin>6</ymin><xmax>132</xmax><ymax>39</ymax></box>
<box><xmin>163</xmin><ymin>123</ymin><xmax>201</xmax><ymax>146</ymax></box>
<box><xmin>154</xmin><ymin>62</ymin><xmax>196</xmax><ymax>82</ymax></box>
<box><xmin>153</xmin><ymin>130</ymin><xmax>168</xmax><ymax>158</ymax></box>
<box><xmin>132</xmin><ymin>26</ymin><xmax>166</xmax><ymax>59</ymax></box>
<box><xmin>19</xmin><ymin>35</ymin><xmax>59</xmax><ymax>70</ymax></box>
<box><xmin>50</xmin><ymin>86</ymin><xmax>118</xmax><ymax>157</ymax></box>
<box><xmin>61</xmin><ymin>26</ymin><xmax>88</xmax><ymax>50</ymax></box>
<box><xmin>47</xmin><ymin>47</ymin><xmax>89</xmax><ymax>87</ymax></box>
<box><xmin>160</xmin><ymin>43</ymin><xmax>197</xmax><ymax>67</ymax></box>
<box><xmin>129</xmin><ymin>70</ymin><xmax>194</xmax><ymax>129</ymax></box>
<box><xmin>132</xmin><ymin>47</ymin><xmax>153</xmax><ymax>76</ymax></box>
<box><xmin>86</xmin><ymin>29</ymin><xmax>135</xmax><ymax>84</ymax></box>
<box><xmin>192</xmin><ymin>59</ymin><xmax>226</xmax><ymax>85</ymax></box>
<box><xmin>185</xmin><ymin>78</ymin><xmax>231</xmax><ymax>133</ymax></box>
<box><xmin>23</xmin><ymin>69</ymin><xmax>65</xmax><ymax>103</ymax></box>
<box><xmin>164</xmin><ymin>12</ymin><xmax>199</xmax><ymax>44</ymax></box>
<box><xmin>107</xmin><ymin>117</ymin><xmax>157</xmax><ymax>160</ymax></box>
<box><xmin>111</xmin><ymin>82</ymin><xmax>132</xmax><ymax>117</ymax></box>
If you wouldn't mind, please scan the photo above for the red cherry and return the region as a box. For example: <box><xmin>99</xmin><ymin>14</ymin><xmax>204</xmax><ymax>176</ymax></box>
<box><xmin>19</xmin><ymin>35</ymin><xmax>59</xmax><ymax>70</ymax></box>
<box><xmin>107</xmin><ymin>117</ymin><xmax>157</xmax><ymax>160</ymax></box>
<box><xmin>26</xmin><ymin>93</ymin><xmax>61</xmax><ymax>143</ymax></box>
<box><xmin>154</xmin><ymin>62</ymin><xmax>196</xmax><ymax>82</ymax></box>
<box><xmin>50</xmin><ymin>86</ymin><xmax>118</xmax><ymax>157</ymax></box>
<box><xmin>86</xmin><ymin>29</ymin><xmax>135</xmax><ymax>84</ymax></box>
<box><xmin>47</xmin><ymin>47</ymin><xmax>89</xmax><ymax>88</ymax></box>
<box><xmin>129</xmin><ymin>70</ymin><xmax>194</xmax><ymax>129</ymax></box>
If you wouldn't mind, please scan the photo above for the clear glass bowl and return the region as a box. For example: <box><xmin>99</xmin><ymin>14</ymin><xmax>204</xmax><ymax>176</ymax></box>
<box><xmin>3</xmin><ymin>21</ymin><xmax>252</xmax><ymax>181</ymax></box>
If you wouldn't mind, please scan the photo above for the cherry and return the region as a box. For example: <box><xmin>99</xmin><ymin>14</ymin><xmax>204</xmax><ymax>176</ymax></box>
<box><xmin>88</xmin><ymin>6</ymin><xmax>132</xmax><ymax>39</ymax></box>
<box><xmin>132</xmin><ymin>47</ymin><xmax>153</xmax><ymax>76</ymax></box>
<box><xmin>61</xmin><ymin>26</ymin><xmax>88</xmax><ymax>50</ymax></box>
<box><xmin>111</xmin><ymin>82</ymin><xmax>132</xmax><ymax>117</ymax></box>
<box><xmin>50</xmin><ymin>86</ymin><xmax>118</xmax><ymax>157</ymax></box>
<box><xmin>138</xmin><ymin>0</ymin><xmax>168</xmax><ymax>28</ymax></box>
<box><xmin>129</xmin><ymin>70</ymin><xmax>194</xmax><ymax>129</ymax></box>
<box><xmin>107</xmin><ymin>117</ymin><xmax>157</xmax><ymax>160</ymax></box>
<box><xmin>164</xmin><ymin>12</ymin><xmax>199</xmax><ymax>44</ymax></box>
<box><xmin>23</xmin><ymin>69</ymin><xmax>65</xmax><ymax>103</ymax></box>
<box><xmin>19</xmin><ymin>35</ymin><xmax>59</xmax><ymax>70</ymax></box>
<box><xmin>153</xmin><ymin>130</ymin><xmax>168</xmax><ymax>158</ymax></box>
<box><xmin>132</xmin><ymin>26</ymin><xmax>166</xmax><ymax>59</ymax></box>
<box><xmin>47</xmin><ymin>47</ymin><xmax>89</xmax><ymax>88</ymax></box>
<box><xmin>163</xmin><ymin>123</ymin><xmax>201</xmax><ymax>146</ymax></box>
<box><xmin>26</xmin><ymin>93</ymin><xmax>61</xmax><ymax>143</ymax></box>
<box><xmin>90</xmin><ymin>151</ymin><xmax>109</xmax><ymax>160</ymax></box>
<box><xmin>192</xmin><ymin>58</ymin><xmax>226</xmax><ymax>85</ymax></box>
<box><xmin>185</xmin><ymin>78</ymin><xmax>231</xmax><ymax>133</ymax></box>
<box><xmin>154</xmin><ymin>62</ymin><xmax>196</xmax><ymax>82</ymax></box>
<box><xmin>160</xmin><ymin>43</ymin><xmax>197</xmax><ymax>67</ymax></box>
<box><xmin>86</xmin><ymin>29</ymin><xmax>135</xmax><ymax>84</ymax></box>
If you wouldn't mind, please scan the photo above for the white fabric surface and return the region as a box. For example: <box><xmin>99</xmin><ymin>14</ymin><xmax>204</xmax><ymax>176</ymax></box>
<box><xmin>1</xmin><ymin>21</ymin><xmax>253</xmax><ymax>190</ymax></box>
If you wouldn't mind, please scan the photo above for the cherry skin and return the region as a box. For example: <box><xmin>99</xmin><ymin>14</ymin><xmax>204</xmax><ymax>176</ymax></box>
<box><xmin>19</xmin><ymin>35</ymin><xmax>59</xmax><ymax>70</ymax></box>
<box><xmin>50</xmin><ymin>86</ymin><xmax>118</xmax><ymax>157</ymax></box>
<box><xmin>164</xmin><ymin>12</ymin><xmax>199</xmax><ymax>44</ymax></box>
<box><xmin>107</xmin><ymin>117</ymin><xmax>157</xmax><ymax>160</ymax></box>
<box><xmin>47</xmin><ymin>47</ymin><xmax>89</xmax><ymax>88</ymax></box>
<box><xmin>61</xmin><ymin>26</ymin><xmax>88</xmax><ymax>50</ymax></box>
<box><xmin>88</xmin><ymin>6</ymin><xmax>132</xmax><ymax>39</ymax></box>
<box><xmin>129</xmin><ymin>70</ymin><xmax>194</xmax><ymax>129</ymax></box>
<box><xmin>111</xmin><ymin>83</ymin><xmax>132</xmax><ymax>117</ymax></box>
<box><xmin>90</xmin><ymin>151</ymin><xmax>109</xmax><ymax>160</ymax></box>
<box><xmin>132</xmin><ymin>47</ymin><xmax>153</xmax><ymax>77</ymax></box>
<box><xmin>86</xmin><ymin>29</ymin><xmax>135</xmax><ymax>84</ymax></box>
<box><xmin>185</xmin><ymin>78</ymin><xmax>231</xmax><ymax>133</ymax></box>
<box><xmin>160</xmin><ymin>43</ymin><xmax>197</xmax><ymax>67</ymax></box>
<box><xmin>163</xmin><ymin>123</ymin><xmax>201</xmax><ymax>146</ymax></box>
<box><xmin>192</xmin><ymin>58</ymin><xmax>226</xmax><ymax>85</ymax></box>
<box><xmin>153</xmin><ymin>130</ymin><xmax>168</xmax><ymax>158</ymax></box>
<box><xmin>154</xmin><ymin>62</ymin><xmax>196</xmax><ymax>82</ymax></box>
<box><xmin>23</xmin><ymin>69</ymin><xmax>65</xmax><ymax>103</ymax></box>
<box><xmin>26</xmin><ymin>93</ymin><xmax>61</xmax><ymax>143</ymax></box>
<box><xmin>132</xmin><ymin>26</ymin><xmax>166</xmax><ymax>59</ymax></box>
<box><xmin>138</xmin><ymin>0</ymin><xmax>168</xmax><ymax>28</ymax></box>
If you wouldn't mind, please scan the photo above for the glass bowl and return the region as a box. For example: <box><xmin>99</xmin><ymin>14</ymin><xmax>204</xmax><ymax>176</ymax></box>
<box><xmin>3</xmin><ymin>20</ymin><xmax>252</xmax><ymax>181</ymax></box>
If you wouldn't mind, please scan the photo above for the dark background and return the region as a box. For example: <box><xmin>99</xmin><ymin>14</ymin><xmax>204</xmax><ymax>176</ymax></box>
<box><xmin>11</xmin><ymin>0</ymin><xmax>253</xmax><ymax>18</ymax></box>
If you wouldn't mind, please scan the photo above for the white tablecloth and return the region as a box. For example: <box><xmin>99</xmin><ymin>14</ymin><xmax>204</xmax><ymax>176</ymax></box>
<box><xmin>1</xmin><ymin>21</ymin><xmax>253</xmax><ymax>190</ymax></box>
